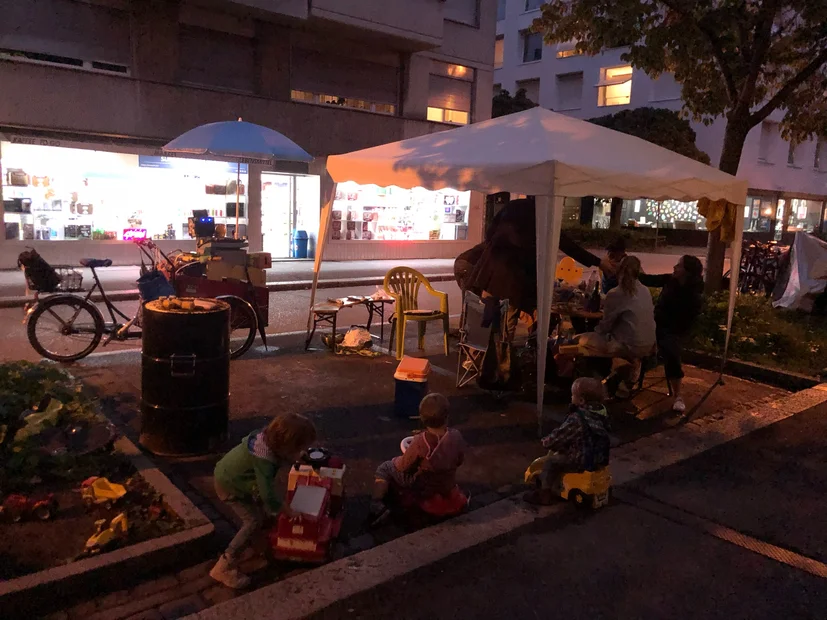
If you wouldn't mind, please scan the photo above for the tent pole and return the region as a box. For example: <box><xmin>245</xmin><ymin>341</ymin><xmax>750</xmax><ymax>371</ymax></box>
<box><xmin>235</xmin><ymin>161</ymin><xmax>241</xmax><ymax>239</ymax></box>
<box><xmin>306</xmin><ymin>176</ymin><xmax>337</xmax><ymax>340</ymax></box>
<box><xmin>534</xmin><ymin>187</ymin><xmax>563</xmax><ymax>437</ymax></box>
<box><xmin>720</xmin><ymin>201</ymin><xmax>745</xmax><ymax>381</ymax></box>
<box><xmin>655</xmin><ymin>201</ymin><xmax>661</xmax><ymax>251</ymax></box>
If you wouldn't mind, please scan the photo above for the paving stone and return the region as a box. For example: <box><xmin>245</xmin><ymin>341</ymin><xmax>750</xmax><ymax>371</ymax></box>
<box><xmin>94</xmin><ymin>588</ymin><xmax>133</xmax><ymax>612</ymax></box>
<box><xmin>237</xmin><ymin>554</ymin><xmax>269</xmax><ymax>574</ymax></box>
<box><xmin>130</xmin><ymin>574</ymin><xmax>180</xmax><ymax>598</ymax></box>
<box><xmin>68</xmin><ymin>599</ymin><xmax>99</xmax><ymax>618</ymax></box>
<box><xmin>176</xmin><ymin>559</ymin><xmax>214</xmax><ymax>583</ymax></box>
<box><xmin>472</xmin><ymin>491</ymin><xmax>502</xmax><ymax>507</ymax></box>
<box><xmin>177</xmin><ymin>574</ymin><xmax>216</xmax><ymax>596</ymax></box>
<box><xmin>157</xmin><ymin>594</ymin><xmax>207</xmax><ymax>619</ymax></box>
<box><xmin>200</xmin><ymin>584</ymin><xmax>239</xmax><ymax>606</ymax></box>
<box><xmin>87</xmin><ymin>586</ymin><xmax>187</xmax><ymax>620</ymax></box>
<box><xmin>44</xmin><ymin>611</ymin><xmax>70</xmax><ymax>620</ymax></box>
<box><xmin>346</xmin><ymin>533</ymin><xmax>375</xmax><ymax>554</ymax></box>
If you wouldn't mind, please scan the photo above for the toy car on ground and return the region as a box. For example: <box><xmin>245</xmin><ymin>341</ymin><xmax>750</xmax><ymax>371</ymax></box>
<box><xmin>83</xmin><ymin>512</ymin><xmax>128</xmax><ymax>555</ymax></box>
<box><xmin>81</xmin><ymin>476</ymin><xmax>127</xmax><ymax>509</ymax></box>
<box><xmin>269</xmin><ymin>447</ymin><xmax>346</xmax><ymax>563</ymax></box>
<box><xmin>525</xmin><ymin>453</ymin><xmax>611</xmax><ymax>509</ymax></box>
<box><xmin>1</xmin><ymin>493</ymin><xmax>58</xmax><ymax>522</ymax></box>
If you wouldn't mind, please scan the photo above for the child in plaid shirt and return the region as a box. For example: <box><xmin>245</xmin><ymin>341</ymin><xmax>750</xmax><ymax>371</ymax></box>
<box><xmin>526</xmin><ymin>377</ymin><xmax>611</xmax><ymax>505</ymax></box>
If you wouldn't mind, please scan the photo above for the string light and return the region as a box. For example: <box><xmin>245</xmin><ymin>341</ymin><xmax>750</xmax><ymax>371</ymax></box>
<box><xmin>645</xmin><ymin>199</ymin><xmax>700</xmax><ymax>223</ymax></box>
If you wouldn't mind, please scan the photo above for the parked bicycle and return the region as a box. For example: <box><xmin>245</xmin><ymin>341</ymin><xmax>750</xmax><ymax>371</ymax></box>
<box><xmin>729</xmin><ymin>240</ymin><xmax>783</xmax><ymax>296</ymax></box>
<box><xmin>19</xmin><ymin>241</ymin><xmax>264</xmax><ymax>363</ymax></box>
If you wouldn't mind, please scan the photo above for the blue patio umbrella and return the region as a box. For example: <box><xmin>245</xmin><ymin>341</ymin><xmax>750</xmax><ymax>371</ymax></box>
<box><xmin>163</xmin><ymin>119</ymin><xmax>313</xmax><ymax>238</ymax></box>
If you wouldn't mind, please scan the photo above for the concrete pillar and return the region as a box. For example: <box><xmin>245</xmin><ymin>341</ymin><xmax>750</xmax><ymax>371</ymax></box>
<box><xmin>130</xmin><ymin>0</ymin><xmax>180</xmax><ymax>83</ymax></box>
<box><xmin>474</xmin><ymin>68</ymin><xmax>494</xmax><ymax>122</ymax></box>
<box><xmin>0</xmin><ymin>140</ymin><xmax>5</xmax><ymax>251</ymax></box>
<box><xmin>247</xmin><ymin>166</ymin><xmax>263</xmax><ymax>252</ymax></box>
<box><xmin>403</xmin><ymin>54</ymin><xmax>431</xmax><ymax>120</ymax></box>
<box><xmin>255</xmin><ymin>22</ymin><xmax>291</xmax><ymax>101</ymax></box>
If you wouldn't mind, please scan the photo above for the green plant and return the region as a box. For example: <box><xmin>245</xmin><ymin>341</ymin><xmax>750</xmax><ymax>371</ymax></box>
<box><xmin>562</xmin><ymin>224</ymin><xmax>664</xmax><ymax>252</ymax></box>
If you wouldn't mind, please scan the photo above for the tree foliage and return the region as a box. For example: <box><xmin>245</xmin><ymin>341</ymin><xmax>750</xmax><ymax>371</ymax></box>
<box><xmin>589</xmin><ymin>107</ymin><xmax>711</xmax><ymax>164</ymax></box>
<box><xmin>492</xmin><ymin>88</ymin><xmax>538</xmax><ymax>118</ymax></box>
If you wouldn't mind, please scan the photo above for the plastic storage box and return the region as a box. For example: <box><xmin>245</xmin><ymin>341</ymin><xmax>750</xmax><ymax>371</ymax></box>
<box><xmin>394</xmin><ymin>356</ymin><xmax>430</xmax><ymax>418</ymax></box>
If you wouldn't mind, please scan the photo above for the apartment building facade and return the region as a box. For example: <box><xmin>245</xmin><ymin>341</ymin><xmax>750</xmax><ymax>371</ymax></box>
<box><xmin>0</xmin><ymin>0</ymin><xmax>496</xmax><ymax>268</ymax></box>
<box><xmin>494</xmin><ymin>0</ymin><xmax>827</xmax><ymax>240</ymax></box>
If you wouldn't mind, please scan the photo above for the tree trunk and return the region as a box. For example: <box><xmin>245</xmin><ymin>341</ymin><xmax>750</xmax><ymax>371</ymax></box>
<box><xmin>580</xmin><ymin>196</ymin><xmax>595</xmax><ymax>226</ymax></box>
<box><xmin>705</xmin><ymin>119</ymin><xmax>750</xmax><ymax>294</ymax></box>
<box><xmin>609</xmin><ymin>197</ymin><xmax>623</xmax><ymax>229</ymax></box>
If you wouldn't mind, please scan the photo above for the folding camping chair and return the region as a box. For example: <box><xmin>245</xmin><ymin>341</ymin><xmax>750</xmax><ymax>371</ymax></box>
<box><xmin>456</xmin><ymin>291</ymin><xmax>509</xmax><ymax>388</ymax></box>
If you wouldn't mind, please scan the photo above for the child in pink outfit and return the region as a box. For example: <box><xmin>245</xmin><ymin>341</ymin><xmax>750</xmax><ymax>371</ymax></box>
<box><xmin>370</xmin><ymin>393</ymin><xmax>465</xmax><ymax>525</ymax></box>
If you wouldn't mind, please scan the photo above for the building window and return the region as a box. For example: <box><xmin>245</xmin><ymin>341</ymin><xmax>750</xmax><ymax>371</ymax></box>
<box><xmin>758</xmin><ymin>121</ymin><xmax>777</xmax><ymax>162</ymax></box>
<box><xmin>290</xmin><ymin>90</ymin><xmax>396</xmax><ymax>115</ymax></box>
<box><xmin>497</xmin><ymin>0</ymin><xmax>506</xmax><ymax>20</ymax></box>
<box><xmin>521</xmin><ymin>31</ymin><xmax>543</xmax><ymax>63</ymax></box>
<box><xmin>556</xmin><ymin>72</ymin><xmax>583</xmax><ymax>110</ymax></box>
<box><xmin>525</xmin><ymin>0</ymin><xmax>544</xmax><ymax>11</ymax></box>
<box><xmin>428</xmin><ymin>61</ymin><xmax>474</xmax><ymax>125</ymax></box>
<box><xmin>597</xmin><ymin>65</ymin><xmax>632</xmax><ymax>107</ymax></box>
<box><xmin>494</xmin><ymin>36</ymin><xmax>504</xmax><ymax>69</ymax></box>
<box><xmin>814</xmin><ymin>139</ymin><xmax>826</xmax><ymax>171</ymax></box>
<box><xmin>444</xmin><ymin>0</ymin><xmax>480</xmax><ymax>27</ymax></box>
<box><xmin>556</xmin><ymin>45</ymin><xmax>581</xmax><ymax>59</ymax></box>
<box><xmin>516</xmin><ymin>79</ymin><xmax>540</xmax><ymax>105</ymax></box>
<box><xmin>787</xmin><ymin>142</ymin><xmax>798</xmax><ymax>166</ymax></box>
<box><xmin>179</xmin><ymin>26</ymin><xmax>255</xmax><ymax>93</ymax></box>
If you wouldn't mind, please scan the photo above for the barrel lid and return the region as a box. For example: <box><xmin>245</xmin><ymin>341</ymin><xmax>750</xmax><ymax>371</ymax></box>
<box><xmin>144</xmin><ymin>297</ymin><xmax>230</xmax><ymax>314</ymax></box>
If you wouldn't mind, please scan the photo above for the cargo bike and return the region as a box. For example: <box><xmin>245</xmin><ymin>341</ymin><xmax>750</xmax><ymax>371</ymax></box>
<box><xmin>20</xmin><ymin>239</ymin><xmax>268</xmax><ymax>363</ymax></box>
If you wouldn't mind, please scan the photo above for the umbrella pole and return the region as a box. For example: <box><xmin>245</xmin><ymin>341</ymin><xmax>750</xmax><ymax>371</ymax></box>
<box><xmin>235</xmin><ymin>162</ymin><xmax>241</xmax><ymax>239</ymax></box>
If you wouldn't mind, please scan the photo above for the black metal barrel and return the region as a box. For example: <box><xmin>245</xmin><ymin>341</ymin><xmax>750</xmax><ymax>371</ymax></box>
<box><xmin>140</xmin><ymin>297</ymin><xmax>230</xmax><ymax>456</ymax></box>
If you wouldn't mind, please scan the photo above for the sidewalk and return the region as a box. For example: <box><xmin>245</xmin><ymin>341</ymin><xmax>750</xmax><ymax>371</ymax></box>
<box><xmin>0</xmin><ymin>249</ymin><xmax>721</xmax><ymax>308</ymax></box>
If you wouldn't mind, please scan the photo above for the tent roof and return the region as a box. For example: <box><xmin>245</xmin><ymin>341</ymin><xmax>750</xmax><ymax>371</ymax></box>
<box><xmin>326</xmin><ymin>107</ymin><xmax>747</xmax><ymax>203</ymax></box>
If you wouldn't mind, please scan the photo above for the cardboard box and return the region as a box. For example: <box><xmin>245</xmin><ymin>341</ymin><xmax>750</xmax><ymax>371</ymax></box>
<box><xmin>206</xmin><ymin>260</ymin><xmax>233</xmax><ymax>281</ymax></box>
<box><xmin>248</xmin><ymin>252</ymin><xmax>272</xmax><ymax>269</ymax></box>
<box><xmin>247</xmin><ymin>267</ymin><xmax>266</xmax><ymax>287</ymax></box>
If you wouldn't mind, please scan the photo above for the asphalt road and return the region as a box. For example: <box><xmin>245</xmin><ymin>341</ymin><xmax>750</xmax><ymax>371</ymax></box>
<box><xmin>309</xmin><ymin>403</ymin><xmax>827</xmax><ymax>620</ymax></box>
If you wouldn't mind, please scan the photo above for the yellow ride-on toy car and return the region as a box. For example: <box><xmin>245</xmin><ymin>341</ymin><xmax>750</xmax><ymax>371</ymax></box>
<box><xmin>524</xmin><ymin>453</ymin><xmax>612</xmax><ymax>510</ymax></box>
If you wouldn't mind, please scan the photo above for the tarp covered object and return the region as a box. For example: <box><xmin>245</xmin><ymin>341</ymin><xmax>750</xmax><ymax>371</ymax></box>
<box><xmin>773</xmin><ymin>232</ymin><xmax>827</xmax><ymax>312</ymax></box>
<box><xmin>321</xmin><ymin>107</ymin><xmax>748</xmax><ymax>422</ymax></box>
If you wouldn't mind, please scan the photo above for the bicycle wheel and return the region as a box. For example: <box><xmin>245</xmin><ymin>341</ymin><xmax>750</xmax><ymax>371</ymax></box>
<box><xmin>217</xmin><ymin>295</ymin><xmax>257</xmax><ymax>359</ymax></box>
<box><xmin>27</xmin><ymin>296</ymin><xmax>104</xmax><ymax>362</ymax></box>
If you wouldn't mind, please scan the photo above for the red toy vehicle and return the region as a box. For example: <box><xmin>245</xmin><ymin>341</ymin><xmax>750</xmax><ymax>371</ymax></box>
<box><xmin>1</xmin><ymin>493</ymin><xmax>58</xmax><ymax>522</ymax></box>
<box><xmin>269</xmin><ymin>448</ymin><xmax>345</xmax><ymax>563</ymax></box>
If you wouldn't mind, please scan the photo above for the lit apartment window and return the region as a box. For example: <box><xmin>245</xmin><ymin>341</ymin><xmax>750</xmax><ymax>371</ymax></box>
<box><xmin>427</xmin><ymin>107</ymin><xmax>470</xmax><ymax>125</ymax></box>
<box><xmin>428</xmin><ymin>61</ymin><xmax>474</xmax><ymax>125</ymax></box>
<box><xmin>597</xmin><ymin>65</ymin><xmax>632</xmax><ymax>106</ymax></box>
<box><xmin>522</xmin><ymin>31</ymin><xmax>543</xmax><ymax>63</ymax></box>
<box><xmin>290</xmin><ymin>90</ymin><xmax>397</xmax><ymax>115</ymax></box>
<box><xmin>525</xmin><ymin>0</ymin><xmax>544</xmax><ymax>11</ymax></box>
<box><xmin>494</xmin><ymin>36</ymin><xmax>504</xmax><ymax>69</ymax></box>
<box><xmin>556</xmin><ymin>47</ymin><xmax>581</xmax><ymax>59</ymax></box>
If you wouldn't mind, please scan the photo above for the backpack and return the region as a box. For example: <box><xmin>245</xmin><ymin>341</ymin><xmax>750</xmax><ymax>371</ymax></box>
<box><xmin>17</xmin><ymin>249</ymin><xmax>60</xmax><ymax>292</ymax></box>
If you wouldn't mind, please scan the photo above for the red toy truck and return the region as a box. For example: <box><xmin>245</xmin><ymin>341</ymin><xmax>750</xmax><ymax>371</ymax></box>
<box><xmin>269</xmin><ymin>448</ymin><xmax>345</xmax><ymax>563</ymax></box>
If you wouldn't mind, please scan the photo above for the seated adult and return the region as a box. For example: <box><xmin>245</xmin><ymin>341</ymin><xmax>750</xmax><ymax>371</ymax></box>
<box><xmin>639</xmin><ymin>255</ymin><xmax>704</xmax><ymax>412</ymax></box>
<box><xmin>576</xmin><ymin>256</ymin><xmax>656</xmax><ymax>390</ymax></box>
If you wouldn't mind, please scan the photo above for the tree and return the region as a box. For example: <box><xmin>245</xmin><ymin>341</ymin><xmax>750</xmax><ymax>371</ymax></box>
<box><xmin>534</xmin><ymin>1</ymin><xmax>827</xmax><ymax>292</ymax></box>
<box><xmin>589</xmin><ymin>107</ymin><xmax>711</xmax><ymax>228</ymax></box>
<box><xmin>492</xmin><ymin>88</ymin><xmax>538</xmax><ymax>118</ymax></box>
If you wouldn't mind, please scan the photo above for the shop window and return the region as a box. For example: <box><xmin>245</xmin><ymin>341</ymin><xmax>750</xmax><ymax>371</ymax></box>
<box><xmin>1</xmin><ymin>141</ymin><xmax>250</xmax><ymax>242</ymax></box>
<box><xmin>290</xmin><ymin>90</ymin><xmax>396</xmax><ymax>115</ymax></box>
<box><xmin>444</xmin><ymin>0</ymin><xmax>480</xmax><ymax>27</ymax></box>
<box><xmin>521</xmin><ymin>31</ymin><xmax>543</xmax><ymax>63</ymax></box>
<box><xmin>556</xmin><ymin>72</ymin><xmax>583</xmax><ymax>110</ymax></box>
<box><xmin>525</xmin><ymin>0</ymin><xmax>544</xmax><ymax>11</ymax></box>
<box><xmin>0</xmin><ymin>0</ymin><xmax>131</xmax><ymax>70</ymax></box>
<box><xmin>745</xmin><ymin>196</ymin><xmax>775</xmax><ymax>232</ymax></box>
<box><xmin>179</xmin><ymin>26</ymin><xmax>255</xmax><ymax>93</ymax></box>
<box><xmin>517</xmin><ymin>79</ymin><xmax>540</xmax><ymax>105</ymax></box>
<box><xmin>494</xmin><ymin>36</ymin><xmax>504</xmax><ymax>69</ymax></box>
<box><xmin>758</xmin><ymin>121</ymin><xmax>777</xmax><ymax>162</ymax></box>
<box><xmin>597</xmin><ymin>65</ymin><xmax>632</xmax><ymax>107</ymax></box>
<box><xmin>330</xmin><ymin>182</ymin><xmax>471</xmax><ymax>241</ymax></box>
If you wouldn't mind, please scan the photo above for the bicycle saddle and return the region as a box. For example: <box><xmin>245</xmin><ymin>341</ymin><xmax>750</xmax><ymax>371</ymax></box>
<box><xmin>79</xmin><ymin>258</ymin><xmax>113</xmax><ymax>268</ymax></box>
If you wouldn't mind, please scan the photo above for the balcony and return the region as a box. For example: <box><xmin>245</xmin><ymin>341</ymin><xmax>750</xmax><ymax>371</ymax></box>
<box><xmin>226</xmin><ymin>0</ymin><xmax>308</xmax><ymax>20</ymax></box>
<box><xmin>309</xmin><ymin>0</ymin><xmax>445</xmax><ymax>50</ymax></box>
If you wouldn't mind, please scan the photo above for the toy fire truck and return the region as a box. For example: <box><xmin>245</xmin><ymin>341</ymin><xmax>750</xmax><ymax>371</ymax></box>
<box><xmin>269</xmin><ymin>447</ymin><xmax>345</xmax><ymax>563</ymax></box>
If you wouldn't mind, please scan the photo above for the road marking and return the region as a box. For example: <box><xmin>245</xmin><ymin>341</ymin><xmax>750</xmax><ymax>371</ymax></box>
<box><xmin>188</xmin><ymin>384</ymin><xmax>827</xmax><ymax>620</ymax></box>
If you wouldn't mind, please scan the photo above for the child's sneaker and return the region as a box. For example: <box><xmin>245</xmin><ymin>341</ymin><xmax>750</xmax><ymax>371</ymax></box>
<box><xmin>672</xmin><ymin>397</ymin><xmax>686</xmax><ymax>413</ymax></box>
<box><xmin>210</xmin><ymin>554</ymin><xmax>251</xmax><ymax>589</ymax></box>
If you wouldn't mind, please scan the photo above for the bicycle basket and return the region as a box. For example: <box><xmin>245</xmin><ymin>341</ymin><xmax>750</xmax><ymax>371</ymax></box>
<box><xmin>55</xmin><ymin>266</ymin><xmax>84</xmax><ymax>292</ymax></box>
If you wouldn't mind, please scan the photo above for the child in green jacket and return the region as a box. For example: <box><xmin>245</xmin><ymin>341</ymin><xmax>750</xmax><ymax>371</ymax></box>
<box><xmin>210</xmin><ymin>413</ymin><xmax>316</xmax><ymax>589</ymax></box>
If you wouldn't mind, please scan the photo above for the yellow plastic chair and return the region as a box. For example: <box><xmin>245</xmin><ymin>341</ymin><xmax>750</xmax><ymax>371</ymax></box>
<box><xmin>384</xmin><ymin>267</ymin><xmax>449</xmax><ymax>360</ymax></box>
<box><xmin>555</xmin><ymin>256</ymin><xmax>583</xmax><ymax>285</ymax></box>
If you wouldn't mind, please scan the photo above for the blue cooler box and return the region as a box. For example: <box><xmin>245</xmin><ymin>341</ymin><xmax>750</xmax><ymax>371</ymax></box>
<box><xmin>394</xmin><ymin>356</ymin><xmax>430</xmax><ymax>418</ymax></box>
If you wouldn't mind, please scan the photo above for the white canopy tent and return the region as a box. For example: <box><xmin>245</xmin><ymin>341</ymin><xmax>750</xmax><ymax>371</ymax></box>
<box><xmin>316</xmin><ymin>107</ymin><xmax>748</xmax><ymax>420</ymax></box>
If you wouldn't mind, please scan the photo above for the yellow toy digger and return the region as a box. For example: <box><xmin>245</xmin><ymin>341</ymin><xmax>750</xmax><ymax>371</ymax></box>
<box><xmin>81</xmin><ymin>477</ymin><xmax>127</xmax><ymax>509</ymax></box>
<box><xmin>524</xmin><ymin>453</ymin><xmax>611</xmax><ymax>510</ymax></box>
<box><xmin>84</xmin><ymin>512</ymin><xmax>128</xmax><ymax>554</ymax></box>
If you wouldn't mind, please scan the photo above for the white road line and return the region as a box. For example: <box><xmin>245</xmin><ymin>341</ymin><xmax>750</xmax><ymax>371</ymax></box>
<box><xmin>188</xmin><ymin>384</ymin><xmax>827</xmax><ymax>620</ymax></box>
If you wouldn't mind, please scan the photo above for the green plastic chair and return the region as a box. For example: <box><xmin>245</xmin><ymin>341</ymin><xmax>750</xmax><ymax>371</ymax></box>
<box><xmin>384</xmin><ymin>267</ymin><xmax>450</xmax><ymax>360</ymax></box>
